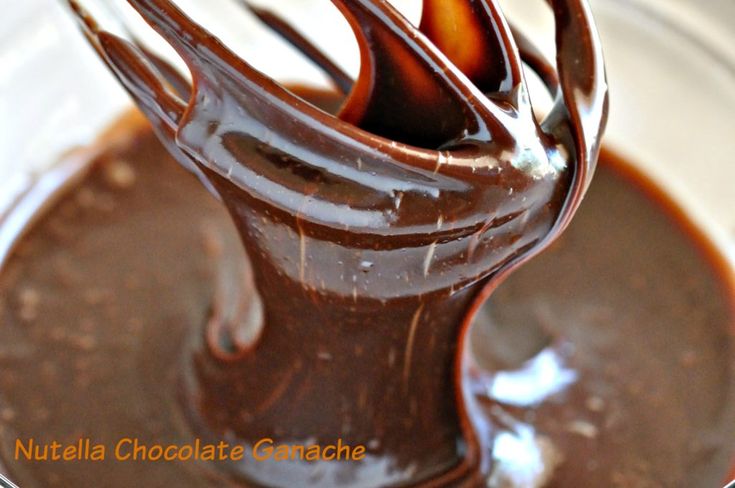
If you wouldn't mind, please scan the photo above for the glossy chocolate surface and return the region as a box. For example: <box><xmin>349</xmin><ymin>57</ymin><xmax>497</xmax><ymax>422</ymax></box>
<box><xmin>0</xmin><ymin>111</ymin><xmax>733</xmax><ymax>487</ymax></box>
<box><xmin>61</xmin><ymin>0</ymin><xmax>610</xmax><ymax>483</ymax></box>
<box><xmin>2</xmin><ymin>0</ymin><xmax>731</xmax><ymax>486</ymax></box>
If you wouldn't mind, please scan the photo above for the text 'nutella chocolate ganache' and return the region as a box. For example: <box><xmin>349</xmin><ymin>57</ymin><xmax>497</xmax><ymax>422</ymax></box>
<box><xmin>57</xmin><ymin>0</ymin><xmax>606</xmax><ymax>485</ymax></box>
<box><xmin>0</xmin><ymin>0</ymin><xmax>734</xmax><ymax>486</ymax></box>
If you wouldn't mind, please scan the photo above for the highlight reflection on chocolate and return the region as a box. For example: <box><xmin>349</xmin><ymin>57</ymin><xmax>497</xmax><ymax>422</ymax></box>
<box><xmin>7</xmin><ymin>0</ymin><xmax>730</xmax><ymax>487</ymax></box>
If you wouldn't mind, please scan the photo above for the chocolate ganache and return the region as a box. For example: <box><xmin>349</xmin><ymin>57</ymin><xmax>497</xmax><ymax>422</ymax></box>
<box><xmin>71</xmin><ymin>0</ymin><xmax>604</xmax><ymax>481</ymax></box>
<box><xmin>1</xmin><ymin>115</ymin><xmax>734</xmax><ymax>487</ymax></box>
<box><xmin>9</xmin><ymin>0</ymin><xmax>732</xmax><ymax>486</ymax></box>
<box><xmin>61</xmin><ymin>0</ymin><xmax>608</xmax><ymax>484</ymax></box>
<box><xmin>1</xmin><ymin>0</ymin><xmax>735</xmax><ymax>482</ymax></box>
<box><xmin>22</xmin><ymin>0</ymin><xmax>598</xmax><ymax>484</ymax></box>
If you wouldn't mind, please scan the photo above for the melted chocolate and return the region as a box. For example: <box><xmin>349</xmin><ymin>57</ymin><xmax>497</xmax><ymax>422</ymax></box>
<box><xmin>0</xmin><ymin>114</ymin><xmax>733</xmax><ymax>488</ymax></box>
<box><xmin>59</xmin><ymin>0</ymin><xmax>609</xmax><ymax>484</ymax></box>
<box><xmin>4</xmin><ymin>0</ymin><xmax>729</xmax><ymax>486</ymax></box>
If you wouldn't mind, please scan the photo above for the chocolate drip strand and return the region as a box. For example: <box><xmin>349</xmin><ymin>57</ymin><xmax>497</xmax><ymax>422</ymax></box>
<box><xmin>542</xmin><ymin>0</ymin><xmax>608</xmax><ymax>230</ymax></box>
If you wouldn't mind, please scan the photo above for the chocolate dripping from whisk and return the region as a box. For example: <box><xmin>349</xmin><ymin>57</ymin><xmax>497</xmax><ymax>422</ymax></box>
<box><xmin>65</xmin><ymin>0</ymin><xmax>606</xmax><ymax>485</ymax></box>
